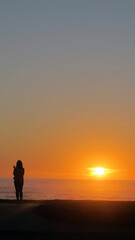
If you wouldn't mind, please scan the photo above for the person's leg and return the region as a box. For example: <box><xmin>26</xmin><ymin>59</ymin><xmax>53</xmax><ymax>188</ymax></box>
<box><xmin>14</xmin><ymin>181</ymin><xmax>19</xmax><ymax>200</ymax></box>
<box><xmin>20</xmin><ymin>190</ymin><xmax>23</xmax><ymax>200</ymax></box>
<box><xmin>20</xmin><ymin>181</ymin><xmax>23</xmax><ymax>200</ymax></box>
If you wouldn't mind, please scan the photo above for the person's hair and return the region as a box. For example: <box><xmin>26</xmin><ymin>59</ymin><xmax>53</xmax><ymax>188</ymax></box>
<box><xmin>16</xmin><ymin>160</ymin><xmax>23</xmax><ymax>169</ymax></box>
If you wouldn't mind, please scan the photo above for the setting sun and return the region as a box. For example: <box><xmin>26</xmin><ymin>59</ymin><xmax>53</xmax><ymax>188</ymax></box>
<box><xmin>92</xmin><ymin>167</ymin><xmax>105</xmax><ymax>175</ymax></box>
<box><xmin>87</xmin><ymin>167</ymin><xmax>118</xmax><ymax>178</ymax></box>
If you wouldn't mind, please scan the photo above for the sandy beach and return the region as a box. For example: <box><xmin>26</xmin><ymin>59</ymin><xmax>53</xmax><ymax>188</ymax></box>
<box><xmin>0</xmin><ymin>200</ymin><xmax>135</xmax><ymax>239</ymax></box>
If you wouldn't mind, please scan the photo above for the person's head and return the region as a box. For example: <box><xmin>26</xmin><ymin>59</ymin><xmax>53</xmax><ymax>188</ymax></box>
<box><xmin>16</xmin><ymin>160</ymin><xmax>23</xmax><ymax>168</ymax></box>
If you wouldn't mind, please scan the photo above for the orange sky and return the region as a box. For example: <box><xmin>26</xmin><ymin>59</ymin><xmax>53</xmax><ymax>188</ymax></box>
<box><xmin>1</xmin><ymin>120</ymin><xmax>135</xmax><ymax>180</ymax></box>
<box><xmin>1</xmin><ymin>84</ymin><xmax>135</xmax><ymax>180</ymax></box>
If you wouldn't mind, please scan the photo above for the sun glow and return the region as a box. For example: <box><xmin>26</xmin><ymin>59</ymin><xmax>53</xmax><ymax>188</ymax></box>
<box><xmin>91</xmin><ymin>167</ymin><xmax>105</xmax><ymax>175</ymax></box>
<box><xmin>87</xmin><ymin>167</ymin><xmax>118</xmax><ymax>177</ymax></box>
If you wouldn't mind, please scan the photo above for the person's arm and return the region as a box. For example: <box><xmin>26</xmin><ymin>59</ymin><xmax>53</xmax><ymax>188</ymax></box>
<box><xmin>13</xmin><ymin>166</ymin><xmax>15</xmax><ymax>176</ymax></box>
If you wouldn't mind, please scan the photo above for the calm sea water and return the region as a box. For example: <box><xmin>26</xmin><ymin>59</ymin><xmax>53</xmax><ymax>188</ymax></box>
<box><xmin>0</xmin><ymin>178</ymin><xmax>135</xmax><ymax>201</ymax></box>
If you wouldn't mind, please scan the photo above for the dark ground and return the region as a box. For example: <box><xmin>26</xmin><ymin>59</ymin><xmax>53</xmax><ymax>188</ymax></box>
<box><xmin>0</xmin><ymin>200</ymin><xmax>135</xmax><ymax>239</ymax></box>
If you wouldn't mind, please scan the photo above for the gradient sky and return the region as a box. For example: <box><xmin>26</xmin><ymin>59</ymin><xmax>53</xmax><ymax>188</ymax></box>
<box><xmin>1</xmin><ymin>0</ymin><xmax>135</xmax><ymax>179</ymax></box>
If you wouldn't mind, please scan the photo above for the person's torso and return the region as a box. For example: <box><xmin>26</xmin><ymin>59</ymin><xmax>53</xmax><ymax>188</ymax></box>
<box><xmin>14</xmin><ymin>168</ymin><xmax>24</xmax><ymax>181</ymax></box>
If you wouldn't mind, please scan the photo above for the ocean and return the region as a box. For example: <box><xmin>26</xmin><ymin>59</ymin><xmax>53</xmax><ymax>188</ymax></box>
<box><xmin>0</xmin><ymin>178</ymin><xmax>135</xmax><ymax>201</ymax></box>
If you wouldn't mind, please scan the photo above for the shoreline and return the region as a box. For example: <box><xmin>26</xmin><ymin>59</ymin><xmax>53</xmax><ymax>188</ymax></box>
<box><xmin>1</xmin><ymin>198</ymin><xmax>135</xmax><ymax>202</ymax></box>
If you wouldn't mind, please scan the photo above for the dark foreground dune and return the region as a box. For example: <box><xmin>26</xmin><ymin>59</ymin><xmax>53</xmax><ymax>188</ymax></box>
<box><xmin>0</xmin><ymin>200</ymin><xmax>135</xmax><ymax>239</ymax></box>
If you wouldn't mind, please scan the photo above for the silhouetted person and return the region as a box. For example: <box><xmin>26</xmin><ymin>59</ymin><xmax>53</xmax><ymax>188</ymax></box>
<box><xmin>13</xmin><ymin>160</ymin><xmax>24</xmax><ymax>200</ymax></box>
